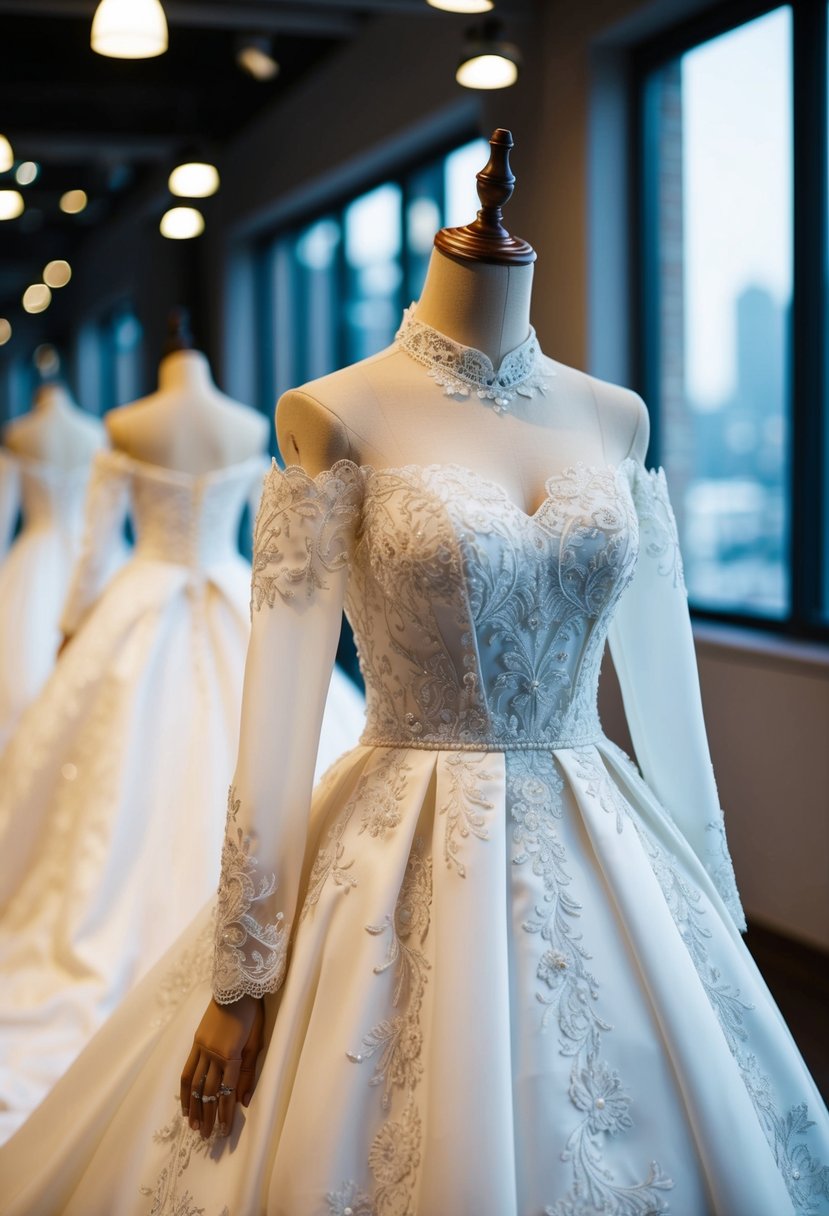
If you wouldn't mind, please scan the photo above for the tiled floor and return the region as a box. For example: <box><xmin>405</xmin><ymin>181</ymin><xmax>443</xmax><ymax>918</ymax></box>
<box><xmin>745</xmin><ymin>922</ymin><xmax>829</xmax><ymax>1101</ymax></box>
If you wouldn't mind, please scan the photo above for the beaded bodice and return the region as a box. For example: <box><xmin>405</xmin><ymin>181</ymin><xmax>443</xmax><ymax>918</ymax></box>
<box><xmin>131</xmin><ymin>459</ymin><xmax>260</xmax><ymax>569</ymax></box>
<box><xmin>347</xmin><ymin>462</ymin><xmax>640</xmax><ymax>751</ymax></box>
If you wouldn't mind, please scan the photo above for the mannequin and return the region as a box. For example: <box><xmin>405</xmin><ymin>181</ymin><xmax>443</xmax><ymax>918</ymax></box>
<box><xmin>3</xmin><ymin>380</ymin><xmax>105</xmax><ymax>467</ymax></box>
<box><xmin>277</xmin><ymin>131</ymin><xmax>647</xmax><ymax>502</ymax></box>
<box><xmin>105</xmin><ymin>310</ymin><xmax>268</xmax><ymax>473</ymax></box>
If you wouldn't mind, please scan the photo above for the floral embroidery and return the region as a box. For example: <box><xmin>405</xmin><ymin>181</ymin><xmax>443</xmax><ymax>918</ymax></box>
<box><xmin>396</xmin><ymin>304</ymin><xmax>553</xmax><ymax>412</ymax></box>
<box><xmin>139</xmin><ymin>1115</ymin><xmax>230</xmax><ymax>1216</ymax></box>
<box><xmin>251</xmin><ymin>459</ymin><xmax>363</xmax><ymax>614</ymax></box>
<box><xmin>438</xmin><ymin>751</ymin><xmax>494</xmax><ymax>876</ymax></box>
<box><xmin>508</xmin><ymin>751</ymin><xmax>673</xmax><ymax>1215</ymax></box>
<box><xmin>638</xmin><ymin>821</ymin><xmax>829</xmax><ymax>1213</ymax></box>
<box><xmin>301</xmin><ymin>752</ymin><xmax>411</xmax><ymax>921</ymax></box>
<box><xmin>347</xmin><ymin>842</ymin><xmax>432</xmax><ymax>1215</ymax></box>
<box><xmin>212</xmin><ymin>786</ymin><xmax>288</xmax><ymax>1004</ymax></box>
<box><xmin>326</xmin><ymin>1180</ymin><xmax>375</xmax><ymax>1216</ymax></box>
<box><xmin>152</xmin><ymin>917</ymin><xmax>213</xmax><ymax>1029</ymax></box>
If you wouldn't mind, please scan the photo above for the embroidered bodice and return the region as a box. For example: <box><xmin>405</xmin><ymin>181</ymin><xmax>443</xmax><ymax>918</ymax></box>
<box><xmin>350</xmin><ymin>462</ymin><xmax>639</xmax><ymax>751</ymax></box>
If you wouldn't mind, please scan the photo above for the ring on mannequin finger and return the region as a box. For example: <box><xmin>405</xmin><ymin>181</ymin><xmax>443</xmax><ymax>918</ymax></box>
<box><xmin>217</xmin><ymin>1084</ymin><xmax>235</xmax><ymax>1097</ymax></box>
<box><xmin>200</xmin><ymin>1094</ymin><xmax>218</xmax><ymax>1104</ymax></box>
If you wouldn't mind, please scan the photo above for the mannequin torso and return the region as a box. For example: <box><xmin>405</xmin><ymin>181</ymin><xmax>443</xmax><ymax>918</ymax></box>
<box><xmin>3</xmin><ymin>384</ymin><xmax>106</xmax><ymax>468</ymax></box>
<box><xmin>106</xmin><ymin>350</ymin><xmax>268</xmax><ymax>475</ymax></box>
<box><xmin>277</xmin><ymin>250</ymin><xmax>647</xmax><ymax>513</ymax></box>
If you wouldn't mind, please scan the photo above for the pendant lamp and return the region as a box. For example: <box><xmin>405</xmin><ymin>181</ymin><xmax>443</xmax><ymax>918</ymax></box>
<box><xmin>0</xmin><ymin>134</ymin><xmax>13</xmax><ymax>173</ymax></box>
<box><xmin>91</xmin><ymin>0</ymin><xmax>168</xmax><ymax>59</ymax></box>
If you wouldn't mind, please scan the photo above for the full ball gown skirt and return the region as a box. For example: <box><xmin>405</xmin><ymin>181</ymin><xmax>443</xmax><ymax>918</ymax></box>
<box><xmin>1</xmin><ymin>459</ymin><xmax>826</xmax><ymax>1216</ymax></box>
<box><xmin>0</xmin><ymin>448</ymin><xmax>110</xmax><ymax>752</ymax></box>
<box><xmin>0</xmin><ymin>452</ymin><xmax>365</xmax><ymax>1143</ymax></box>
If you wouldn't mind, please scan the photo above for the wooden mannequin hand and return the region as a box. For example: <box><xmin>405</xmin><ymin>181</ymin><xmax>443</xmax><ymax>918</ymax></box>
<box><xmin>180</xmin><ymin>994</ymin><xmax>265</xmax><ymax>1140</ymax></box>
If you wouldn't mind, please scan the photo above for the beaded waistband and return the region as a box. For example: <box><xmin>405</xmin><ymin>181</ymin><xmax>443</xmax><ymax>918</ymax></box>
<box><xmin>359</xmin><ymin>731</ymin><xmax>604</xmax><ymax>753</ymax></box>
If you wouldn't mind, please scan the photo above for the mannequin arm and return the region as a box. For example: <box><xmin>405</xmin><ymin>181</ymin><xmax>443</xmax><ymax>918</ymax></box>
<box><xmin>608</xmin><ymin>460</ymin><xmax>745</xmax><ymax>931</ymax></box>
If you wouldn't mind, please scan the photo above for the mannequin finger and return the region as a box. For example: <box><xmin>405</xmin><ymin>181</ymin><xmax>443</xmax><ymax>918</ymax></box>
<box><xmin>216</xmin><ymin>1058</ymin><xmax>241</xmax><ymax>1137</ymax></box>
<box><xmin>180</xmin><ymin>1041</ymin><xmax>200</xmax><ymax>1116</ymax></box>
<box><xmin>199</xmin><ymin>1058</ymin><xmax>223</xmax><ymax>1140</ymax></box>
<box><xmin>187</xmin><ymin>1051</ymin><xmax>209</xmax><ymax>1131</ymax></box>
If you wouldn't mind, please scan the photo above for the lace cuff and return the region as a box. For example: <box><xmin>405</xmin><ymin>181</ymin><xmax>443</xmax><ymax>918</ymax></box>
<box><xmin>212</xmin><ymin>787</ymin><xmax>289</xmax><ymax>1004</ymax></box>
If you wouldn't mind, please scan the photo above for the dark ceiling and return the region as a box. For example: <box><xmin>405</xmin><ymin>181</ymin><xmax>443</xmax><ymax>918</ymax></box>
<box><xmin>0</xmin><ymin>0</ymin><xmax>528</xmax><ymax>313</ymax></box>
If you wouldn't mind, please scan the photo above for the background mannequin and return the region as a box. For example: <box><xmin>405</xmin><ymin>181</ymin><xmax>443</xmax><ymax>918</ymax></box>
<box><xmin>105</xmin><ymin>311</ymin><xmax>268</xmax><ymax>473</ymax></box>
<box><xmin>4</xmin><ymin>380</ymin><xmax>105</xmax><ymax>468</ymax></box>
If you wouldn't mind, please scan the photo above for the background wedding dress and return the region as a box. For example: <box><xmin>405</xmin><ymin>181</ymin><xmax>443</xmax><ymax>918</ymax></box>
<box><xmin>0</xmin><ymin>447</ymin><xmax>112</xmax><ymax>751</ymax></box>
<box><xmin>0</xmin><ymin>450</ymin><xmax>365</xmax><ymax>1143</ymax></box>
<box><xmin>0</xmin><ymin>452</ymin><xmax>825</xmax><ymax>1215</ymax></box>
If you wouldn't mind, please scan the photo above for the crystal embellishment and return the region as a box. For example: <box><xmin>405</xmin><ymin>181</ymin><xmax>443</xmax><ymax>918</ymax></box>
<box><xmin>395</xmin><ymin>305</ymin><xmax>553</xmax><ymax>413</ymax></box>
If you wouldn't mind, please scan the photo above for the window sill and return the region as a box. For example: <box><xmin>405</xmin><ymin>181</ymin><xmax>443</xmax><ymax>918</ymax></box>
<box><xmin>692</xmin><ymin>619</ymin><xmax>829</xmax><ymax>677</ymax></box>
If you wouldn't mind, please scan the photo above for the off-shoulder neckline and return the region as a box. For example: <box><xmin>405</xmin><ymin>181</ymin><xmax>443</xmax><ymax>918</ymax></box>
<box><xmin>104</xmin><ymin>449</ymin><xmax>267</xmax><ymax>486</ymax></box>
<box><xmin>274</xmin><ymin>456</ymin><xmax>642</xmax><ymax>521</ymax></box>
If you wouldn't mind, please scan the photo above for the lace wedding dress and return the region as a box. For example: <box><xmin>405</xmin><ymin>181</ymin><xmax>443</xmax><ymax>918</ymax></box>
<box><xmin>1</xmin><ymin>324</ymin><xmax>826</xmax><ymax>1216</ymax></box>
<box><xmin>0</xmin><ymin>450</ymin><xmax>365</xmax><ymax>1143</ymax></box>
<box><xmin>0</xmin><ymin>448</ymin><xmax>113</xmax><ymax>751</ymax></box>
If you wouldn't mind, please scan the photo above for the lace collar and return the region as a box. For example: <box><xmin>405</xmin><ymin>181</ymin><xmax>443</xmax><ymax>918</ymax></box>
<box><xmin>395</xmin><ymin>305</ymin><xmax>554</xmax><ymax>414</ymax></box>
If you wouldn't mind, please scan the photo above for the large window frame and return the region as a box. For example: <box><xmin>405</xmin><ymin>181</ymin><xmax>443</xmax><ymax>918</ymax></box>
<box><xmin>633</xmin><ymin>0</ymin><xmax>828</xmax><ymax>641</ymax></box>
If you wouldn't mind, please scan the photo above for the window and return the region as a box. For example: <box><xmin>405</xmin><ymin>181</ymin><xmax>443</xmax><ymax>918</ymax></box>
<box><xmin>638</xmin><ymin>2</ymin><xmax>827</xmax><ymax>634</ymax></box>
<box><xmin>259</xmin><ymin>137</ymin><xmax>489</xmax><ymax>407</ymax></box>
<box><xmin>99</xmin><ymin>305</ymin><xmax>143</xmax><ymax>412</ymax></box>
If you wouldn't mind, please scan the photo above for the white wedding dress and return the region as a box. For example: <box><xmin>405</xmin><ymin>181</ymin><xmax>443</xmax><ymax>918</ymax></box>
<box><xmin>0</xmin><ymin>450</ymin><xmax>365</xmax><ymax>1143</ymax></box>
<box><xmin>0</xmin><ymin>324</ymin><xmax>826</xmax><ymax>1215</ymax></box>
<box><xmin>0</xmin><ymin>447</ymin><xmax>107</xmax><ymax>751</ymax></box>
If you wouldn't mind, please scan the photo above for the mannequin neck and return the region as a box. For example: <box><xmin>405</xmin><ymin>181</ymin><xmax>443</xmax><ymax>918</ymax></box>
<box><xmin>33</xmin><ymin>383</ymin><xmax>77</xmax><ymax>414</ymax></box>
<box><xmin>157</xmin><ymin>349</ymin><xmax>214</xmax><ymax>395</ymax></box>
<box><xmin>414</xmin><ymin>248</ymin><xmax>534</xmax><ymax>366</ymax></box>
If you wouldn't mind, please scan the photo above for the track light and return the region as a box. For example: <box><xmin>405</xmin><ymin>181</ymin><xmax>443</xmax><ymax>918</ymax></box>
<box><xmin>23</xmin><ymin>284</ymin><xmax>52</xmax><ymax>314</ymax></box>
<box><xmin>0</xmin><ymin>319</ymin><xmax>11</xmax><ymax>346</ymax></box>
<box><xmin>456</xmin><ymin>19</ymin><xmax>520</xmax><ymax>90</ymax></box>
<box><xmin>91</xmin><ymin>0</ymin><xmax>168</xmax><ymax>59</ymax></box>
<box><xmin>60</xmin><ymin>189</ymin><xmax>88</xmax><ymax>214</ymax></box>
<box><xmin>236</xmin><ymin>35</ymin><xmax>279</xmax><ymax>81</ymax></box>
<box><xmin>43</xmin><ymin>260</ymin><xmax>72</xmax><ymax>289</ymax></box>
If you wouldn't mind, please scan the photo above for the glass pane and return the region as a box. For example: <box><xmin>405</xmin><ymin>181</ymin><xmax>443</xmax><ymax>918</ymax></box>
<box><xmin>343</xmin><ymin>182</ymin><xmax>402</xmax><ymax>363</ymax></box>
<box><xmin>405</xmin><ymin>161</ymin><xmax>443</xmax><ymax>301</ymax></box>
<box><xmin>646</xmin><ymin>7</ymin><xmax>792</xmax><ymax>617</ymax></box>
<box><xmin>444</xmin><ymin>137</ymin><xmax>489</xmax><ymax>228</ymax></box>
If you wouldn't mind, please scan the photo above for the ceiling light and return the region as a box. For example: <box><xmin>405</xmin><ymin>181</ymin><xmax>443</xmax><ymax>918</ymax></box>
<box><xmin>23</xmin><ymin>284</ymin><xmax>52</xmax><ymax>314</ymax></box>
<box><xmin>0</xmin><ymin>190</ymin><xmax>24</xmax><ymax>221</ymax></box>
<box><xmin>43</xmin><ymin>260</ymin><xmax>72</xmax><ymax>289</ymax></box>
<box><xmin>15</xmin><ymin>161</ymin><xmax>39</xmax><ymax>186</ymax></box>
<box><xmin>236</xmin><ymin>36</ymin><xmax>279</xmax><ymax>81</ymax></box>
<box><xmin>60</xmin><ymin>189</ymin><xmax>88</xmax><ymax>214</ymax></box>
<box><xmin>168</xmin><ymin>162</ymin><xmax>220</xmax><ymax>199</ymax></box>
<box><xmin>160</xmin><ymin>206</ymin><xmax>204</xmax><ymax>240</ymax></box>
<box><xmin>91</xmin><ymin>0</ymin><xmax>168</xmax><ymax>59</ymax></box>
<box><xmin>427</xmin><ymin>1</ymin><xmax>493</xmax><ymax>12</ymax></box>
<box><xmin>0</xmin><ymin>135</ymin><xmax>12</xmax><ymax>173</ymax></box>
<box><xmin>0</xmin><ymin>319</ymin><xmax>11</xmax><ymax>346</ymax></box>
<box><xmin>456</xmin><ymin>20</ymin><xmax>520</xmax><ymax>90</ymax></box>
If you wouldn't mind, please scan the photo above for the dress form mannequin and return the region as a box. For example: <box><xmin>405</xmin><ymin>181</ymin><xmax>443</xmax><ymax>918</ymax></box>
<box><xmin>277</xmin><ymin>129</ymin><xmax>647</xmax><ymax>507</ymax></box>
<box><xmin>106</xmin><ymin>311</ymin><xmax>268</xmax><ymax>474</ymax></box>
<box><xmin>3</xmin><ymin>381</ymin><xmax>105</xmax><ymax>468</ymax></box>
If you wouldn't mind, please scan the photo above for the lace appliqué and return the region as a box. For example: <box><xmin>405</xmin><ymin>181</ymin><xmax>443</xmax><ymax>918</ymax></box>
<box><xmin>638</xmin><ymin>821</ymin><xmax>829</xmax><ymax>1213</ymax></box>
<box><xmin>438</xmin><ymin>752</ymin><xmax>494</xmax><ymax>877</ymax></box>
<box><xmin>629</xmin><ymin>465</ymin><xmax>685</xmax><ymax>590</ymax></box>
<box><xmin>152</xmin><ymin>917</ymin><xmax>213</xmax><ymax>1029</ymax></box>
<box><xmin>139</xmin><ymin>1114</ymin><xmax>230</xmax><ymax>1216</ymax></box>
<box><xmin>340</xmin><ymin>841</ymin><xmax>432</xmax><ymax>1215</ymax></box>
<box><xmin>508</xmin><ymin>752</ymin><xmax>673</xmax><ymax>1215</ymax></box>
<box><xmin>251</xmin><ymin>459</ymin><xmax>363</xmax><ymax>614</ymax></box>
<box><xmin>327</xmin><ymin>1180</ymin><xmax>375</xmax><ymax>1216</ymax></box>
<box><xmin>212</xmin><ymin>786</ymin><xmax>288</xmax><ymax>1004</ymax></box>
<box><xmin>301</xmin><ymin>751</ymin><xmax>412</xmax><ymax>922</ymax></box>
<box><xmin>395</xmin><ymin>305</ymin><xmax>553</xmax><ymax>413</ymax></box>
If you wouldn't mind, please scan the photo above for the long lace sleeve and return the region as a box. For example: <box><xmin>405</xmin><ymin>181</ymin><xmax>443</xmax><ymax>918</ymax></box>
<box><xmin>0</xmin><ymin>450</ymin><xmax>20</xmax><ymax>559</ymax></box>
<box><xmin>60</xmin><ymin>449</ymin><xmax>131</xmax><ymax>637</ymax></box>
<box><xmin>608</xmin><ymin>461</ymin><xmax>746</xmax><ymax>932</ymax></box>
<box><xmin>212</xmin><ymin>459</ymin><xmax>364</xmax><ymax>1004</ymax></box>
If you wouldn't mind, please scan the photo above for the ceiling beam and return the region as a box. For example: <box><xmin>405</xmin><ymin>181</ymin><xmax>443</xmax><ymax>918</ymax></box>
<box><xmin>3</xmin><ymin>132</ymin><xmax>185</xmax><ymax>162</ymax></box>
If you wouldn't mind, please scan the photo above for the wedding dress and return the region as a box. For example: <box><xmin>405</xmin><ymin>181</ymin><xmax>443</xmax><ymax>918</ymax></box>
<box><xmin>1</xmin><ymin>323</ymin><xmax>826</xmax><ymax>1216</ymax></box>
<box><xmin>0</xmin><ymin>449</ymin><xmax>365</xmax><ymax>1143</ymax></box>
<box><xmin>0</xmin><ymin>447</ymin><xmax>105</xmax><ymax>751</ymax></box>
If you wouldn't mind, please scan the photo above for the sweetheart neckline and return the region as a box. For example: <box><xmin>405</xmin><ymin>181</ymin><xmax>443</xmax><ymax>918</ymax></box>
<box><xmin>294</xmin><ymin>456</ymin><xmax>639</xmax><ymax>522</ymax></box>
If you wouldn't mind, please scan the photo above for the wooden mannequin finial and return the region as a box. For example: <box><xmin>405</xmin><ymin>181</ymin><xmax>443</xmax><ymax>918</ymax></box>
<box><xmin>434</xmin><ymin>129</ymin><xmax>536</xmax><ymax>266</ymax></box>
<box><xmin>162</xmin><ymin>307</ymin><xmax>196</xmax><ymax>357</ymax></box>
